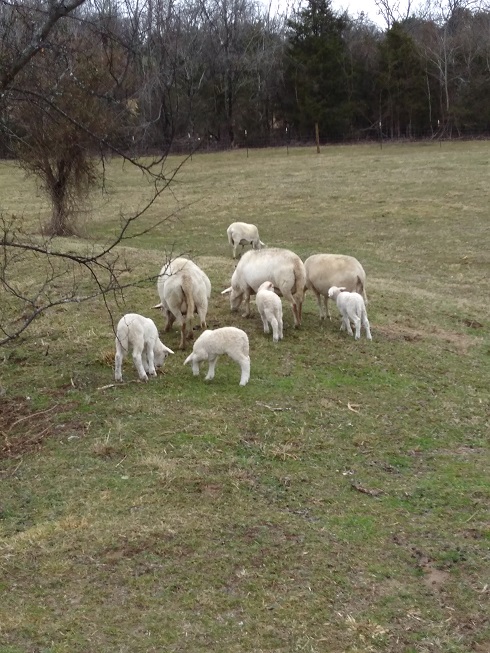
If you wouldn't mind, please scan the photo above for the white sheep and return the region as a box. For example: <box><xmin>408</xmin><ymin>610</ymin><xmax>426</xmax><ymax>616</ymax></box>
<box><xmin>327</xmin><ymin>286</ymin><xmax>372</xmax><ymax>341</ymax></box>
<box><xmin>227</xmin><ymin>222</ymin><xmax>265</xmax><ymax>258</ymax></box>
<box><xmin>305</xmin><ymin>253</ymin><xmax>368</xmax><ymax>321</ymax></box>
<box><xmin>153</xmin><ymin>257</ymin><xmax>211</xmax><ymax>350</ymax></box>
<box><xmin>221</xmin><ymin>248</ymin><xmax>306</xmax><ymax>328</ymax></box>
<box><xmin>184</xmin><ymin>327</ymin><xmax>250</xmax><ymax>386</ymax></box>
<box><xmin>114</xmin><ymin>313</ymin><xmax>174</xmax><ymax>382</ymax></box>
<box><xmin>255</xmin><ymin>281</ymin><xmax>283</xmax><ymax>342</ymax></box>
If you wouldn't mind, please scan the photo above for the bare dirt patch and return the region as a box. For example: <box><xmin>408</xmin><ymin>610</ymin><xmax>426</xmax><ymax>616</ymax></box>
<box><xmin>0</xmin><ymin>397</ymin><xmax>82</xmax><ymax>460</ymax></box>
<box><xmin>375</xmin><ymin>322</ymin><xmax>480</xmax><ymax>353</ymax></box>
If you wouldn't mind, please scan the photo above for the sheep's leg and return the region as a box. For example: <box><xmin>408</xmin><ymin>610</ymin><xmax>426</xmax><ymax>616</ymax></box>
<box><xmin>114</xmin><ymin>346</ymin><xmax>125</xmax><ymax>382</ymax></box>
<box><xmin>164</xmin><ymin>311</ymin><xmax>176</xmax><ymax>332</ymax></box>
<box><xmin>197</xmin><ymin>304</ymin><xmax>208</xmax><ymax>331</ymax></box>
<box><xmin>291</xmin><ymin>301</ymin><xmax>301</xmax><ymax>328</ymax></box>
<box><xmin>132</xmin><ymin>348</ymin><xmax>149</xmax><ymax>381</ymax></box>
<box><xmin>282</xmin><ymin>288</ymin><xmax>301</xmax><ymax>327</ymax></box>
<box><xmin>353</xmin><ymin>316</ymin><xmax>361</xmax><ymax>340</ymax></box>
<box><xmin>146</xmin><ymin>346</ymin><xmax>157</xmax><ymax>377</ymax></box>
<box><xmin>141</xmin><ymin>350</ymin><xmax>150</xmax><ymax>373</ymax></box>
<box><xmin>238</xmin><ymin>355</ymin><xmax>250</xmax><ymax>386</ymax></box>
<box><xmin>179</xmin><ymin>322</ymin><xmax>187</xmax><ymax>350</ymax></box>
<box><xmin>233</xmin><ymin>242</ymin><xmax>238</xmax><ymax>259</ymax></box>
<box><xmin>278</xmin><ymin>316</ymin><xmax>283</xmax><ymax>340</ymax></box>
<box><xmin>260</xmin><ymin>312</ymin><xmax>270</xmax><ymax>334</ymax></box>
<box><xmin>205</xmin><ymin>356</ymin><xmax>218</xmax><ymax>380</ymax></box>
<box><xmin>241</xmin><ymin>289</ymin><xmax>252</xmax><ymax>318</ymax></box>
<box><xmin>270</xmin><ymin>316</ymin><xmax>280</xmax><ymax>342</ymax></box>
<box><xmin>344</xmin><ymin>317</ymin><xmax>354</xmax><ymax>337</ymax></box>
<box><xmin>228</xmin><ymin>351</ymin><xmax>250</xmax><ymax>386</ymax></box>
<box><xmin>342</xmin><ymin>317</ymin><xmax>354</xmax><ymax>336</ymax></box>
<box><xmin>190</xmin><ymin>356</ymin><xmax>200</xmax><ymax>376</ymax></box>
<box><xmin>311</xmin><ymin>288</ymin><xmax>324</xmax><ymax>320</ymax></box>
<box><xmin>324</xmin><ymin>295</ymin><xmax>331</xmax><ymax>320</ymax></box>
<box><xmin>362</xmin><ymin>314</ymin><xmax>372</xmax><ymax>341</ymax></box>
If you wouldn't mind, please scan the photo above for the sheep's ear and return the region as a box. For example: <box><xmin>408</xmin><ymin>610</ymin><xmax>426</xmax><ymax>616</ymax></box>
<box><xmin>163</xmin><ymin>345</ymin><xmax>174</xmax><ymax>355</ymax></box>
<box><xmin>221</xmin><ymin>287</ymin><xmax>232</xmax><ymax>295</ymax></box>
<box><xmin>339</xmin><ymin>287</ymin><xmax>347</xmax><ymax>292</ymax></box>
<box><xmin>152</xmin><ymin>303</ymin><xmax>162</xmax><ymax>309</ymax></box>
<box><xmin>183</xmin><ymin>353</ymin><xmax>193</xmax><ymax>365</ymax></box>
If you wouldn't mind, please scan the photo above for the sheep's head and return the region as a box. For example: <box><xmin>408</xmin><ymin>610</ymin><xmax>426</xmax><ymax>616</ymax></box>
<box><xmin>154</xmin><ymin>341</ymin><xmax>174</xmax><ymax>368</ymax></box>
<box><xmin>257</xmin><ymin>281</ymin><xmax>275</xmax><ymax>293</ymax></box>
<box><xmin>328</xmin><ymin>286</ymin><xmax>345</xmax><ymax>299</ymax></box>
<box><xmin>221</xmin><ymin>286</ymin><xmax>243</xmax><ymax>311</ymax></box>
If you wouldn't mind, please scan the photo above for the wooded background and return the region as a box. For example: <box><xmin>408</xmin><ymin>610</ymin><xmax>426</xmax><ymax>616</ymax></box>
<box><xmin>2</xmin><ymin>0</ymin><xmax>490</xmax><ymax>157</ymax></box>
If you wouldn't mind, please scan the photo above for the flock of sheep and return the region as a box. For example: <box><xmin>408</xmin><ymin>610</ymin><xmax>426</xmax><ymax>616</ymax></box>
<box><xmin>114</xmin><ymin>221</ymin><xmax>372</xmax><ymax>386</ymax></box>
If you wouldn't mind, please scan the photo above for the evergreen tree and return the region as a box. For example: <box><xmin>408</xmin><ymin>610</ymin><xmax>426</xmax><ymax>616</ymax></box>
<box><xmin>377</xmin><ymin>22</ymin><xmax>429</xmax><ymax>138</ymax></box>
<box><xmin>283</xmin><ymin>0</ymin><xmax>352</xmax><ymax>140</ymax></box>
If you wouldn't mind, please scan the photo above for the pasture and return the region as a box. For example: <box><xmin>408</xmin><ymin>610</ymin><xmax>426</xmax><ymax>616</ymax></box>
<box><xmin>0</xmin><ymin>142</ymin><xmax>489</xmax><ymax>653</ymax></box>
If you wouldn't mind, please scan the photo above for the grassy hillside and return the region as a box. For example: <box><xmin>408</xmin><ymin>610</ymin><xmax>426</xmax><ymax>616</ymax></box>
<box><xmin>1</xmin><ymin>142</ymin><xmax>489</xmax><ymax>653</ymax></box>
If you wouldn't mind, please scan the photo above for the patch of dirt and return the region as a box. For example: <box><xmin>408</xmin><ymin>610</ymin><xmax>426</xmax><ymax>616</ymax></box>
<box><xmin>0</xmin><ymin>397</ymin><xmax>82</xmax><ymax>460</ymax></box>
<box><xmin>375</xmin><ymin>323</ymin><xmax>480</xmax><ymax>354</ymax></box>
<box><xmin>422</xmin><ymin>566</ymin><xmax>450</xmax><ymax>590</ymax></box>
<box><xmin>462</xmin><ymin>319</ymin><xmax>483</xmax><ymax>329</ymax></box>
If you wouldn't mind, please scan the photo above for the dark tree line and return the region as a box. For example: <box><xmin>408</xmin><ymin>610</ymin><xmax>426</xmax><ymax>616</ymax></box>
<box><xmin>3</xmin><ymin>0</ymin><xmax>490</xmax><ymax>160</ymax></box>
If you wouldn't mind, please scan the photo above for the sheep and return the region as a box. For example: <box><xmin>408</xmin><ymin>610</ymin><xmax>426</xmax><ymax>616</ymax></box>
<box><xmin>327</xmin><ymin>286</ymin><xmax>372</xmax><ymax>341</ymax></box>
<box><xmin>184</xmin><ymin>327</ymin><xmax>250</xmax><ymax>386</ymax></box>
<box><xmin>227</xmin><ymin>222</ymin><xmax>265</xmax><ymax>258</ymax></box>
<box><xmin>221</xmin><ymin>248</ymin><xmax>306</xmax><ymax>328</ymax></box>
<box><xmin>304</xmin><ymin>253</ymin><xmax>367</xmax><ymax>321</ymax></box>
<box><xmin>114</xmin><ymin>313</ymin><xmax>174</xmax><ymax>382</ymax></box>
<box><xmin>255</xmin><ymin>281</ymin><xmax>283</xmax><ymax>342</ymax></box>
<box><xmin>153</xmin><ymin>257</ymin><xmax>211</xmax><ymax>350</ymax></box>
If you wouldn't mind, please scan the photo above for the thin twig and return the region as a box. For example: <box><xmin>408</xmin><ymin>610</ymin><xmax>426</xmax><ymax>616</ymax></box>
<box><xmin>8</xmin><ymin>404</ymin><xmax>59</xmax><ymax>431</ymax></box>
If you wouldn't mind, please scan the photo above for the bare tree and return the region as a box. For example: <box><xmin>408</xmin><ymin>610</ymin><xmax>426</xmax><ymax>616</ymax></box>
<box><xmin>0</xmin><ymin>0</ymin><xmax>186</xmax><ymax>345</ymax></box>
<box><xmin>374</xmin><ymin>0</ymin><xmax>414</xmax><ymax>28</ymax></box>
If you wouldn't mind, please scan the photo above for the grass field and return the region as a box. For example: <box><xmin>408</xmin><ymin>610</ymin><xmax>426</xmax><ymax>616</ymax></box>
<box><xmin>1</xmin><ymin>142</ymin><xmax>489</xmax><ymax>653</ymax></box>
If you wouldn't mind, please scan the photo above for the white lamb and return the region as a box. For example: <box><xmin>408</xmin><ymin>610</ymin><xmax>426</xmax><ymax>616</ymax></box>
<box><xmin>227</xmin><ymin>222</ymin><xmax>265</xmax><ymax>258</ymax></box>
<box><xmin>184</xmin><ymin>327</ymin><xmax>250</xmax><ymax>386</ymax></box>
<box><xmin>255</xmin><ymin>281</ymin><xmax>283</xmax><ymax>342</ymax></box>
<box><xmin>115</xmin><ymin>313</ymin><xmax>174</xmax><ymax>382</ymax></box>
<box><xmin>327</xmin><ymin>286</ymin><xmax>372</xmax><ymax>341</ymax></box>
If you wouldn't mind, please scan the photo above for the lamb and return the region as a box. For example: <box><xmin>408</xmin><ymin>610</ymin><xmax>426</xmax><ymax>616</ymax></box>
<box><xmin>184</xmin><ymin>327</ymin><xmax>250</xmax><ymax>386</ymax></box>
<box><xmin>227</xmin><ymin>222</ymin><xmax>265</xmax><ymax>258</ymax></box>
<box><xmin>153</xmin><ymin>257</ymin><xmax>211</xmax><ymax>350</ymax></box>
<box><xmin>114</xmin><ymin>313</ymin><xmax>174</xmax><ymax>382</ymax></box>
<box><xmin>255</xmin><ymin>281</ymin><xmax>283</xmax><ymax>342</ymax></box>
<box><xmin>304</xmin><ymin>253</ymin><xmax>367</xmax><ymax>321</ymax></box>
<box><xmin>221</xmin><ymin>248</ymin><xmax>306</xmax><ymax>328</ymax></box>
<box><xmin>327</xmin><ymin>286</ymin><xmax>372</xmax><ymax>341</ymax></box>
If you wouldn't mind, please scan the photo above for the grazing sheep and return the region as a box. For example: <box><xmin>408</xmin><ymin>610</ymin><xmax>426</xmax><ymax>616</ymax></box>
<box><xmin>305</xmin><ymin>253</ymin><xmax>367</xmax><ymax>321</ymax></box>
<box><xmin>115</xmin><ymin>313</ymin><xmax>174</xmax><ymax>382</ymax></box>
<box><xmin>153</xmin><ymin>257</ymin><xmax>211</xmax><ymax>350</ymax></box>
<box><xmin>184</xmin><ymin>327</ymin><xmax>250</xmax><ymax>386</ymax></box>
<box><xmin>222</xmin><ymin>248</ymin><xmax>306</xmax><ymax>328</ymax></box>
<box><xmin>227</xmin><ymin>222</ymin><xmax>265</xmax><ymax>258</ymax></box>
<box><xmin>328</xmin><ymin>286</ymin><xmax>372</xmax><ymax>341</ymax></box>
<box><xmin>256</xmin><ymin>281</ymin><xmax>283</xmax><ymax>342</ymax></box>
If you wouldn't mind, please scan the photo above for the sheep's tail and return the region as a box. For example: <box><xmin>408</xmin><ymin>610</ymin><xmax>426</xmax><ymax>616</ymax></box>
<box><xmin>357</xmin><ymin>275</ymin><xmax>368</xmax><ymax>304</ymax></box>
<box><xmin>181</xmin><ymin>275</ymin><xmax>195</xmax><ymax>323</ymax></box>
<box><xmin>291</xmin><ymin>260</ymin><xmax>307</xmax><ymax>325</ymax></box>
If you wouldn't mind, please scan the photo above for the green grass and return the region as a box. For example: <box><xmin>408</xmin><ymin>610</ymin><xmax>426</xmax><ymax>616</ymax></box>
<box><xmin>1</xmin><ymin>142</ymin><xmax>489</xmax><ymax>652</ymax></box>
